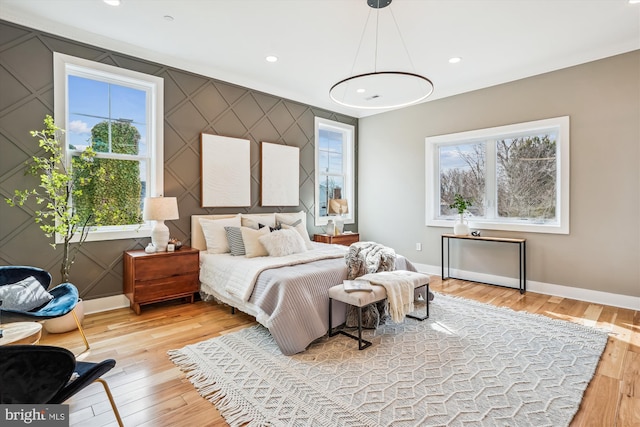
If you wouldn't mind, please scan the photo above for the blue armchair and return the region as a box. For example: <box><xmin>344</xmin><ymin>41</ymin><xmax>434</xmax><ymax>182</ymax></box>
<box><xmin>0</xmin><ymin>266</ymin><xmax>90</xmax><ymax>355</ymax></box>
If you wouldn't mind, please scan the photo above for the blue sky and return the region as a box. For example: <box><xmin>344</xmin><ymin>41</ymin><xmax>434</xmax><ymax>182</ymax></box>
<box><xmin>66</xmin><ymin>75</ymin><xmax>147</xmax><ymax>155</ymax></box>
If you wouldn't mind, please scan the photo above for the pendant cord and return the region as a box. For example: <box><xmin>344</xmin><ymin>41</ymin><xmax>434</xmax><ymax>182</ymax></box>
<box><xmin>374</xmin><ymin>4</ymin><xmax>380</xmax><ymax>72</ymax></box>
<box><xmin>389</xmin><ymin>6</ymin><xmax>417</xmax><ymax>73</ymax></box>
<box><xmin>348</xmin><ymin>7</ymin><xmax>374</xmax><ymax>76</ymax></box>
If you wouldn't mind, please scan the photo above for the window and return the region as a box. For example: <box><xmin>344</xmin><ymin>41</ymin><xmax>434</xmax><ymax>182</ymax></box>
<box><xmin>426</xmin><ymin>116</ymin><xmax>569</xmax><ymax>234</ymax></box>
<box><xmin>54</xmin><ymin>53</ymin><xmax>164</xmax><ymax>242</ymax></box>
<box><xmin>314</xmin><ymin>117</ymin><xmax>355</xmax><ymax>226</ymax></box>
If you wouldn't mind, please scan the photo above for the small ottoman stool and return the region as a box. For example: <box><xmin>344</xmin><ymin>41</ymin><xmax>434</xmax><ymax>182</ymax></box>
<box><xmin>328</xmin><ymin>271</ymin><xmax>430</xmax><ymax>350</ymax></box>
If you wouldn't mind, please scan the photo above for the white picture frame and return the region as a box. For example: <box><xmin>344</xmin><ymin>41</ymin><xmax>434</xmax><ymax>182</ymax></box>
<box><xmin>261</xmin><ymin>142</ymin><xmax>299</xmax><ymax>206</ymax></box>
<box><xmin>201</xmin><ymin>133</ymin><xmax>250</xmax><ymax>207</ymax></box>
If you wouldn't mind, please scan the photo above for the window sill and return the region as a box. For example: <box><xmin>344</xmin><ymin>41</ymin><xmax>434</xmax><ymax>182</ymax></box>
<box><xmin>427</xmin><ymin>219</ymin><xmax>568</xmax><ymax>235</ymax></box>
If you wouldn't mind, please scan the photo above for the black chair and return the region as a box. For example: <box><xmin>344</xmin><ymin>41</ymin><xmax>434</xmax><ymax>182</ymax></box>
<box><xmin>0</xmin><ymin>266</ymin><xmax>90</xmax><ymax>355</ymax></box>
<box><xmin>0</xmin><ymin>345</ymin><xmax>123</xmax><ymax>426</ymax></box>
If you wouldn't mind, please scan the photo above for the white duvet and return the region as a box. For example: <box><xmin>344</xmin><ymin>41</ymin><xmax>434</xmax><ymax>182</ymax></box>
<box><xmin>200</xmin><ymin>243</ymin><xmax>347</xmax><ymax>301</ymax></box>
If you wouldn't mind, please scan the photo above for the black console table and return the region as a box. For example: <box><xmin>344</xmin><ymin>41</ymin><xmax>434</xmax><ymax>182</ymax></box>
<box><xmin>441</xmin><ymin>234</ymin><xmax>526</xmax><ymax>294</ymax></box>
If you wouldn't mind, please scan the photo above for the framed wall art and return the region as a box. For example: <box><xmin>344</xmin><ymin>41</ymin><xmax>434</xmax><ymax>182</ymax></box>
<box><xmin>261</xmin><ymin>142</ymin><xmax>299</xmax><ymax>206</ymax></box>
<box><xmin>200</xmin><ymin>133</ymin><xmax>250</xmax><ymax>207</ymax></box>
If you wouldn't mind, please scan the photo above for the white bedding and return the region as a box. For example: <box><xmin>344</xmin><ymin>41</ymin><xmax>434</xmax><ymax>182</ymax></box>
<box><xmin>200</xmin><ymin>243</ymin><xmax>347</xmax><ymax>301</ymax></box>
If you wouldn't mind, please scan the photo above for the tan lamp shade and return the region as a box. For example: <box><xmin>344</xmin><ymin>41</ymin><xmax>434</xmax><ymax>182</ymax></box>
<box><xmin>328</xmin><ymin>199</ymin><xmax>348</xmax><ymax>215</ymax></box>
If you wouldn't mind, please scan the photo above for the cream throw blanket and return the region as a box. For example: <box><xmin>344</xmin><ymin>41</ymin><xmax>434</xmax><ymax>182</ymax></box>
<box><xmin>358</xmin><ymin>271</ymin><xmax>426</xmax><ymax>323</ymax></box>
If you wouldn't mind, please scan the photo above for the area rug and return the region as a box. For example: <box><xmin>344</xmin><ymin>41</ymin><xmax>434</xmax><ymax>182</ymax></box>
<box><xmin>168</xmin><ymin>293</ymin><xmax>608</xmax><ymax>427</ymax></box>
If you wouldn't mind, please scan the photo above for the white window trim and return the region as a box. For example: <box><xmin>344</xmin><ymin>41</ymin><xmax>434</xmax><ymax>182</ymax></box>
<box><xmin>314</xmin><ymin>117</ymin><xmax>355</xmax><ymax>227</ymax></box>
<box><xmin>53</xmin><ymin>52</ymin><xmax>164</xmax><ymax>242</ymax></box>
<box><xmin>425</xmin><ymin>116</ymin><xmax>570</xmax><ymax>234</ymax></box>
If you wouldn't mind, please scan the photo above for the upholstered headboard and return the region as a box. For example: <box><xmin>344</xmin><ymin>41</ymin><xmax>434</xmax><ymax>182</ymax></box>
<box><xmin>191</xmin><ymin>213</ymin><xmax>279</xmax><ymax>251</ymax></box>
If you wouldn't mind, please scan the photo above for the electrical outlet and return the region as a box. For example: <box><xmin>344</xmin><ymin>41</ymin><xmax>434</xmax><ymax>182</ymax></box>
<box><xmin>415</xmin><ymin>243</ymin><xmax>422</xmax><ymax>251</ymax></box>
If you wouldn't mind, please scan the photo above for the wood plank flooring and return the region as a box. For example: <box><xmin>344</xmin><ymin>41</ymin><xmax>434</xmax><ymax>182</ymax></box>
<box><xmin>38</xmin><ymin>277</ymin><xmax>640</xmax><ymax>427</ymax></box>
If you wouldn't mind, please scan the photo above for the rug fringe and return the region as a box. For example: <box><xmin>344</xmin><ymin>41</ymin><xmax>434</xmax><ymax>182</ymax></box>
<box><xmin>168</xmin><ymin>350</ymin><xmax>269</xmax><ymax>427</ymax></box>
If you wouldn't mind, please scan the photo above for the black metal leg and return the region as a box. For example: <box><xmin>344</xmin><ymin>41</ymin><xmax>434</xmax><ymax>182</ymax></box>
<box><xmin>407</xmin><ymin>283</ymin><xmax>430</xmax><ymax>321</ymax></box>
<box><xmin>441</xmin><ymin>235</ymin><xmax>445</xmax><ymax>280</ymax></box>
<box><xmin>447</xmin><ymin>237</ymin><xmax>450</xmax><ymax>279</ymax></box>
<box><xmin>357</xmin><ymin>307</ymin><xmax>364</xmax><ymax>350</ymax></box>
<box><xmin>523</xmin><ymin>241</ymin><xmax>527</xmax><ymax>293</ymax></box>
<box><xmin>328</xmin><ymin>297</ymin><xmax>334</xmax><ymax>336</ymax></box>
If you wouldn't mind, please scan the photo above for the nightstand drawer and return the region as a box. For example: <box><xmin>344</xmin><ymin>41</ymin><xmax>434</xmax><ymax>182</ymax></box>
<box><xmin>135</xmin><ymin>273</ymin><xmax>199</xmax><ymax>302</ymax></box>
<box><xmin>134</xmin><ymin>254</ymin><xmax>198</xmax><ymax>281</ymax></box>
<box><xmin>123</xmin><ymin>246</ymin><xmax>200</xmax><ymax>314</ymax></box>
<box><xmin>313</xmin><ymin>233</ymin><xmax>359</xmax><ymax>246</ymax></box>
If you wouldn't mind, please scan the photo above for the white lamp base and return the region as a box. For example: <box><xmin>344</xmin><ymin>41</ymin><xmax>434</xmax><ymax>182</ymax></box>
<box><xmin>151</xmin><ymin>220</ymin><xmax>170</xmax><ymax>252</ymax></box>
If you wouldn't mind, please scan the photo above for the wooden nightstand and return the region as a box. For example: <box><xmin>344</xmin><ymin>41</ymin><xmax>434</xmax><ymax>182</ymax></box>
<box><xmin>313</xmin><ymin>233</ymin><xmax>360</xmax><ymax>246</ymax></box>
<box><xmin>123</xmin><ymin>246</ymin><xmax>199</xmax><ymax>315</ymax></box>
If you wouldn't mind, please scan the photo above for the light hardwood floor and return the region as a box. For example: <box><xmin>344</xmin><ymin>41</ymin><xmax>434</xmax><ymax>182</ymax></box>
<box><xmin>38</xmin><ymin>277</ymin><xmax>639</xmax><ymax>427</ymax></box>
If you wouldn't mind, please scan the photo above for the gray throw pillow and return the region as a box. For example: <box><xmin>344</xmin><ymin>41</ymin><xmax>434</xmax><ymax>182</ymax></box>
<box><xmin>224</xmin><ymin>226</ymin><xmax>246</xmax><ymax>256</ymax></box>
<box><xmin>0</xmin><ymin>276</ymin><xmax>53</xmax><ymax>311</ymax></box>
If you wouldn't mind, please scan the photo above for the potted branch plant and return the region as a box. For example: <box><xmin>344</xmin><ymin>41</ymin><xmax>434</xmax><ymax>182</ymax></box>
<box><xmin>6</xmin><ymin>115</ymin><xmax>105</xmax><ymax>332</ymax></box>
<box><xmin>449</xmin><ymin>193</ymin><xmax>473</xmax><ymax>236</ymax></box>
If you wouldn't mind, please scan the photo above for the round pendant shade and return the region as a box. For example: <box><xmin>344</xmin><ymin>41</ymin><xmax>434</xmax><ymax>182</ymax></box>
<box><xmin>330</xmin><ymin>71</ymin><xmax>434</xmax><ymax>110</ymax></box>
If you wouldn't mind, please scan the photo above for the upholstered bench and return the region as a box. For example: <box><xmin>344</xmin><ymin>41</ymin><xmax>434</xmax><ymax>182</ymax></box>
<box><xmin>328</xmin><ymin>270</ymin><xmax>430</xmax><ymax>350</ymax></box>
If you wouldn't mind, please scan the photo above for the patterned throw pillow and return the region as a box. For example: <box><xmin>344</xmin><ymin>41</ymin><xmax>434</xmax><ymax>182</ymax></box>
<box><xmin>0</xmin><ymin>276</ymin><xmax>53</xmax><ymax>311</ymax></box>
<box><xmin>224</xmin><ymin>226</ymin><xmax>246</xmax><ymax>256</ymax></box>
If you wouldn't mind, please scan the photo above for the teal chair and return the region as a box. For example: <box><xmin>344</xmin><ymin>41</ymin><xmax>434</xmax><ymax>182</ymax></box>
<box><xmin>0</xmin><ymin>266</ymin><xmax>90</xmax><ymax>355</ymax></box>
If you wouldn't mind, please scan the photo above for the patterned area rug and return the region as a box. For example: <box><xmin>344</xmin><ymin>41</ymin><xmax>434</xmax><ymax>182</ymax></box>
<box><xmin>168</xmin><ymin>293</ymin><xmax>608</xmax><ymax>427</ymax></box>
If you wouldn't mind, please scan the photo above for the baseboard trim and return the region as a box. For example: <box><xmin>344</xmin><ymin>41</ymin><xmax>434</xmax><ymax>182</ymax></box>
<box><xmin>413</xmin><ymin>263</ymin><xmax>640</xmax><ymax>311</ymax></box>
<box><xmin>81</xmin><ymin>267</ymin><xmax>639</xmax><ymax>314</ymax></box>
<box><xmin>83</xmin><ymin>294</ymin><xmax>130</xmax><ymax>315</ymax></box>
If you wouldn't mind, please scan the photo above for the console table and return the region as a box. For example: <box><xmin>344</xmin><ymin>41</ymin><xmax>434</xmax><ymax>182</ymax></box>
<box><xmin>441</xmin><ymin>234</ymin><xmax>526</xmax><ymax>294</ymax></box>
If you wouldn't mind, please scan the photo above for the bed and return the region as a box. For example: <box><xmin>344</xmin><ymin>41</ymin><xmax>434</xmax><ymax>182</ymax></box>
<box><xmin>191</xmin><ymin>213</ymin><xmax>419</xmax><ymax>355</ymax></box>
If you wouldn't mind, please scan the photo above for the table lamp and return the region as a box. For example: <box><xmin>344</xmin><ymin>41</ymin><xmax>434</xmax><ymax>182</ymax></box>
<box><xmin>328</xmin><ymin>199</ymin><xmax>348</xmax><ymax>234</ymax></box>
<box><xmin>143</xmin><ymin>197</ymin><xmax>179</xmax><ymax>252</ymax></box>
<box><xmin>328</xmin><ymin>199</ymin><xmax>348</xmax><ymax>215</ymax></box>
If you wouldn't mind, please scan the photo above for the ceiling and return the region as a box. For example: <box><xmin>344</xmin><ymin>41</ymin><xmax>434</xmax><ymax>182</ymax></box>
<box><xmin>1</xmin><ymin>0</ymin><xmax>638</xmax><ymax>118</ymax></box>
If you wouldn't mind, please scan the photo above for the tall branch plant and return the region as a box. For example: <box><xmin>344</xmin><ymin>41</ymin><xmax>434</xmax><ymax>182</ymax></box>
<box><xmin>6</xmin><ymin>115</ymin><xmax>105</xmax><ymax>284</ymax></box>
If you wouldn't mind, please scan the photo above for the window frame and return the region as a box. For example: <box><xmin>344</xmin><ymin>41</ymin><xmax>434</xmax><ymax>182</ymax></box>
<box><xmin>425</xmin><ymin>116</ymin><xmax>570</xmax><ymax>234</ymax></box>
<box><xmin>314</xmin><ymin>117</ymin><xmax>355</xmax><ymax>227</ymax></box>
<box><xmin>53</xmin><ymin>52</ymin><xmax>164</xmax><ymax>242</ymax></box>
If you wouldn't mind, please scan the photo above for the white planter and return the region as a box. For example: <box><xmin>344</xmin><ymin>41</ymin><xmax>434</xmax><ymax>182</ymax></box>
<box><xmin>44</xmin><ymin>299</ymin><xmax>84</xmax><ymax>333</ymax></box>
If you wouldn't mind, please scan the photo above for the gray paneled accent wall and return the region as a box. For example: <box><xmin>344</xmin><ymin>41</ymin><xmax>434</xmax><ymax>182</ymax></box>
<box><xmin>0</xmin><ymin>20</ymin><xmax>357</xmax><ymax>299</ymax></box>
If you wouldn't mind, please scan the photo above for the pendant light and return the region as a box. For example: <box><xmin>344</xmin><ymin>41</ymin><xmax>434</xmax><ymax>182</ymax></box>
<box><xmin>329</xmin><ymin>0</ymin><xmax>434</xmax><ymax>110</ymax></box>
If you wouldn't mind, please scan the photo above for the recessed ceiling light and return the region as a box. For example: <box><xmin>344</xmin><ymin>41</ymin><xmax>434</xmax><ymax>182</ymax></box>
<box><xmin>265</xmin><ymin>56</ymin><xmax>278</xmax><ymax>63</ymax></box>
<box><xmin>629</xmin><ymin>0</ymin><xmax>640</xmax><ymax>4</ymax></box>
<box><xmin>356</xmin><ymin>88</ymin><xmax>366</xmax><ymax>93</ymax></box>
<box><xmin>449</xmin><ymin>57</ymin><xmax>462</xmax><ymax>64</ymax></box>
<box><xmin>103</xmin><ymin>0</ymin><xmax>121</xmax><ymax>6</ymax></box>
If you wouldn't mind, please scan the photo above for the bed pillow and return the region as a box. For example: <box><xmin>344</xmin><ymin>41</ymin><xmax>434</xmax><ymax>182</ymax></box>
<box><xmin>241</xmin><ymin>213</ymin><xmax>276</xmax><ymax>229</ymax></box>
<box><xmin>0</xmin><ymin>276</ymin><xmax>53</xmax><ymax>311</ymax></box>
<box><xmin>224</xmin><ymin>226</ymin><xmax>246</xmax><ymax>256</ymax></box>
<box><xmin>259</xmin><ymin>229</ymin><xmax>307</xmax><ymax>257</ymax></box>
<box><xmin>240</xmin><ymin>226</ymin><xmax>271</xmax><ymax>258</ymax></box>
<box><xmin>275</xmin><ymin>211</ymin><xmax>306</xmax><ymax>229</ymax></box>
<box><xmin>199</xmin><ymin>215</ymin><xmax>241</xmax><ymax>254</ymax></box>
<box><xmin>281</xmin><ymin>222</ymin><xmax>314</xmax><ymax>250</ymax></box>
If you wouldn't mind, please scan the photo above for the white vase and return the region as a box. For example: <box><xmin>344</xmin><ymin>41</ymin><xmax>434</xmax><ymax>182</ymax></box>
<box><xmin>44</xmin><ymin>299</ymin><xmax>84</xmax><ymax>333</ymax></box>
<box><xmin>453</xmin><ymin>215</ymin><xmax>470</xmax><ymax>236</ymax></box>
<box><xmin>326</xmin><ymin>219</ymin><xmax>335</xmax><ymax>236</ymax></box>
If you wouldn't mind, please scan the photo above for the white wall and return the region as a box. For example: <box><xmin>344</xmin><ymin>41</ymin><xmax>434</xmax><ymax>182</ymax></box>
<box><xmin>358</xmin><ymin>51</ymin><xmax>640</xmax><ymax>305</ymax></box>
